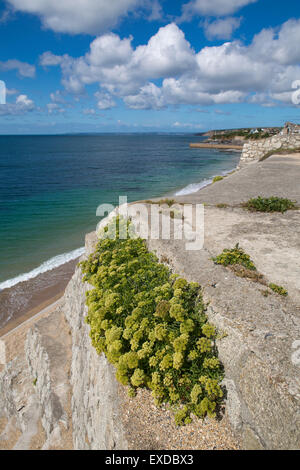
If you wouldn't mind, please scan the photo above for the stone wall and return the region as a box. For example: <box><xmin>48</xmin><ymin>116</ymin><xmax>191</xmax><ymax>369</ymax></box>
<box><xmin>240</xmin><ymin>133</ymin><xmax>300</xmax><ymax>166</ymax></box>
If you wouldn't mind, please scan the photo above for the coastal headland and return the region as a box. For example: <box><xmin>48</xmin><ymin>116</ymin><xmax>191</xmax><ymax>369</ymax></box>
<box><xmin>0</xmin><ymin>145</ymin><xmax>299</xmax><ymax>450</ymax></box>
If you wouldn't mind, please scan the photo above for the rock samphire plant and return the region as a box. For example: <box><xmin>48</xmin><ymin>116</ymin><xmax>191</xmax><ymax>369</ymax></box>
<box><xmin>212</xmin><ymin>243</ymin><xmax>256</xmax><ymax>271</ymax></box>
<box><xmin>212</xmin><ymin>176</ymin><xmax>224</xmax><ymax>183</ymax></box>
<box><xmin>269</xmin><ymin>283</ymin><xmax>288</xmax><ymax>297</ymax></box>
<box><xmin>243</xmin><ymin>196</ymin><xmax>296</xmax><ymax>213</ymax></box>
<box><xmin>80</xmin><ymin>217</ymin><xmax>223</xmax><ymax>426</ymax></box>
<box><xmin>213</xmin><ymin>244</ymin><xmax>288</xmax><ymax>296</ymax></box>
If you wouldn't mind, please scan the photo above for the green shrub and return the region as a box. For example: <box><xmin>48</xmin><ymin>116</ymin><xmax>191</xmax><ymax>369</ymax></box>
<box><xmin>212</xmin><ymin>244</ymin><xmax>256</xmax><ymax>271</ymax></box>
<box><xmin>80</xmin><ymin>217</ymin><xmax>223</xmax><ymax>425</ymax></box>
<box><xmin>269</xmin><ymin>283</ymin><xmax>288</xmax><ymax>297</ymax></box>
<box><xmin>243</xmin><ymin>196</ymin><xmax>296</xmax><ymax>213</ymax></box>
<box><xmin>213</xmin><ymin>176</ymin><xmax>224</xmax><ymax>183</ymax></box>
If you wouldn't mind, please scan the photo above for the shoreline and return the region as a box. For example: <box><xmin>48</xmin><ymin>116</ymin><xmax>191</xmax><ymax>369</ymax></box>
<box><xmin>0</xmin><ymin>295</ymin><xmax>62</xmax><ymax>339</ymax></box>
<box><xmin>0</xmin><ymin>258</ymin><xmax>79</xmax><ymax>334</ymax></box>
<box><xmin>173</xmin><ymin>165</ymin><xmax>238</xmax><ymax>196</ymax></box>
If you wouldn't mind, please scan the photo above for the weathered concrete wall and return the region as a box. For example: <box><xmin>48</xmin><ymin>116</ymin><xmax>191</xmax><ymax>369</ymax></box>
<box><xmin>62</xmin><ymin>233</ymin><xmax>128</xmax><ymax>450</ymax></box>
<box><xmin>240</xmin><ymin>133</ymin><xmax>300</xmax><ymax>165</ymax></box>
<box><xmin>138</xmin><ymin>208</ymin><xmax>300</xmax><ymax>450</ymax></box>
<box><xmin>25</xmin><ymin>310</ymin><xmax>71</xmax><ymax>445</ymax></box>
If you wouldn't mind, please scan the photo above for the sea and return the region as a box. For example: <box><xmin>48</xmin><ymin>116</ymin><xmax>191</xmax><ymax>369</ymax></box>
<box><xmin>0</xmin><ymin>134</ymin><xmax>241</xmax><ymax>290</ymax></box>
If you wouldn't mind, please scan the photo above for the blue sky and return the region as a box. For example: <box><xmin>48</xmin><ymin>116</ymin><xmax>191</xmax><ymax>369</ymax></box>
<box><xmin>0</xmin><ymin>0</ymin><xmax>300</xmax><ymax>134</ymax></box>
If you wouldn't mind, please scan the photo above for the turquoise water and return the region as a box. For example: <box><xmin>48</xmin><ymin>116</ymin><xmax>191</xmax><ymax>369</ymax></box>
<box><xmin>0</xmin><ymin>134</ymin><xmax>241</xmax><ymax>286</ymax></box>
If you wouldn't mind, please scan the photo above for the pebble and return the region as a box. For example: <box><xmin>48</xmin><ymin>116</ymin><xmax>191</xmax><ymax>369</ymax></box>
<box><xmin>120</xmin><ymin>387</ymin><xmax>239</xmax><ymax>450</ymax></box>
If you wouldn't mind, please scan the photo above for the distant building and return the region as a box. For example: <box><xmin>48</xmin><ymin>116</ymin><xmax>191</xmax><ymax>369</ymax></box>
<box><xmin>280</xmin><ymin>122</ymin><xmax>300</xmax><ymax>135</ymax></box>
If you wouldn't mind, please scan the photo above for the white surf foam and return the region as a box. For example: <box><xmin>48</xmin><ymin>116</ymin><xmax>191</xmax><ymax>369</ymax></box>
<box><xmin>174</xmin><ymin>179</ymin><xmax>213</xmax><ymax>196</ymax></box>
<box><xmin>0</xmin><ymin>246</ymin><xmax>85</xmax><ymax>291</ymax></box>
<box><xmin>174</xmin><ymin>167</ymin><xmax>236</xmax><ymax>197</ymax></box>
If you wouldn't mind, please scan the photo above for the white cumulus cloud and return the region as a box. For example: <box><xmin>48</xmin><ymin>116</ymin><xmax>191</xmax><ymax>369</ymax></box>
<box><xmin>173</xmin><ymin>121</ymin><xmax>203</xmax><ymax>129</ymax></box>
<box><xmin>204</xmin><ymin>17</ymin><xmax>242</xmax><ymax>40</ymax></box>
<box><xmin>0</xmin><ymin>59</ymin><xmax>35</xmax><ymax>77</ymax></box>
<box><xmin>39</xmin><ymin>20</ymin><xmax>300</xmax><ymax>110</ymax></box>
<box><xmin>0</xmin><ymin>93</ymin><xmax>35</xmax><ymax>115</ymax></box>
<box><xmin>50</xmin><ymin>90</ymin><xmax>66</xmax><ymax>103</ymax></box>
<box><xmin>95</xmin><ymin>91</ymin><xmax>116</xmax><ymax>110</ymax></box>
<box><xmin>181</xmin><ymin>0</ymin><xmax>257</xmax><ymax>19</ymax></box>
<box><xmin>83</xmin><ymin>108</ymin><xmax>96</xmax><ymax>115</ymax></box>
<box><xmin>40</xmin><ymin>23</ymin><xmax>196</xmax><ymax>96</ymax></box>
<box><xmin>6</xmin><ymin>0</ymin><xmax>152</xmax><ymax>35</ymax></box>
<box><xmin>40</xmin><ymin>52</ymin><xmax>64</xmax><ymax>67</ymax></box>
<box><xmin>250</xmin><ymin>19</ymin><xmax>300</xmax><ymax>66</ymax></box>
<box><xmin>47</xmin><ymin>102</ymin><xmax>65</xmax><ymax>114</ymax></box>
<box><xmin>124</xmin><ymin>83</ymin><xmax>164</xmax><ymax>109</ymax></box>
<box><xmin>16</xmin><ymin>94</ymin><xmax>34</xmax><ymax>107</ymax></box>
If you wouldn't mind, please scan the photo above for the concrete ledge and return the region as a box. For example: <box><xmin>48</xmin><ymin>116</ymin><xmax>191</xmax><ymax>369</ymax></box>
<box><xmin>190</xmin><ymin>143</ymin><xmax>243</xmax><ymax>150</ymax></box>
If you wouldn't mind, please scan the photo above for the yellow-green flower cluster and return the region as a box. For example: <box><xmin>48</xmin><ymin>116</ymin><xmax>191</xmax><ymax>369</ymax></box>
<box><xmin>80</xmin><ymin>216</ymin><xmax>224</xmax><ymax>425</ymax></box>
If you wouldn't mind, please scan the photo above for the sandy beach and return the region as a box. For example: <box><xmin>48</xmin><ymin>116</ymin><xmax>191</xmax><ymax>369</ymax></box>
<box><xmin>0</xmin><ymin>258</ymin><xmax>79</xmax><ymax>336</ymax></box>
